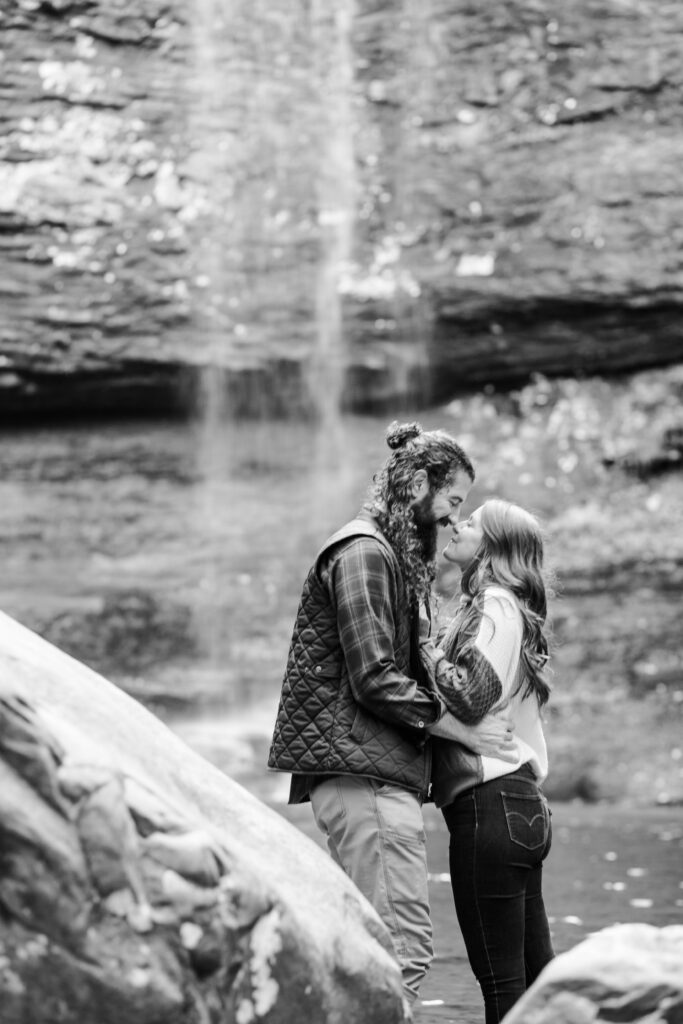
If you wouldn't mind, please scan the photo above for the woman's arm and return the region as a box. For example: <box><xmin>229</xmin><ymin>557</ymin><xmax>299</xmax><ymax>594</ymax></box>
<box><xmin>330</xmin><ymin>538</ymin><xmax>442</xmax><ymax>737</ymax></box>
<box><xmin>420</xmin><ymin>640</ymin><xmax>502</xmax><ymax>724</ymax></box>
<box><xmin>421</xmin><ymin>590</ymin><xmax>522</xmax><ymax>724</ymax></box>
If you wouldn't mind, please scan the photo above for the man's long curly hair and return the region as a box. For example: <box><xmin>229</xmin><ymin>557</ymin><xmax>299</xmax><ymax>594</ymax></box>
<box><xmin>364</xmin><ymin>421</ymin><xmax>475</xmax><ymax>610</ymax></box>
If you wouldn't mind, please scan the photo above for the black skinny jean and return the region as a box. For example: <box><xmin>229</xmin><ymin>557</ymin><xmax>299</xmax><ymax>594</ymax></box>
<box><xmin>442</xmin><ymin>764</ymin><xmax>554</xmax><ymax>1024</ymax></box>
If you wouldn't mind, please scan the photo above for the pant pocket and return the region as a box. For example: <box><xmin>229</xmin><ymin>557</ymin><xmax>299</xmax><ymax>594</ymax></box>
<box><xmin>374</xmin><ymin>782</ymin><xmax>427</xmax><ymax>844</ymax></box>
<box><xmin>500</xmin><ymin>791</ymin><xmax>549</xmax><ymax>850</ymax></box>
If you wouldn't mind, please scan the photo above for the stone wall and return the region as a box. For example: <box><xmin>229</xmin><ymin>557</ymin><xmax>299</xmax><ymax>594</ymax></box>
<box><xmin>1</xmin><ymin>0</ymin><xmax>682</xmax><ymax>417</ymax></box>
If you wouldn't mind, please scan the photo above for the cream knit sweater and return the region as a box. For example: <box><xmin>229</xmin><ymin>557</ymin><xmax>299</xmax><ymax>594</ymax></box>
<box><xmin>426</xmin><ymin>585</ymin><xmax>548</xmax><ymax>786</ymax></box>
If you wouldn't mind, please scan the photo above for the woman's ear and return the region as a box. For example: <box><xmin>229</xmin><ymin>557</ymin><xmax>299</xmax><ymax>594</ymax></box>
<box><xmin>411</xmin><ymin>468</ymin><xmax>429</xmax><ymax>499</ymax></box>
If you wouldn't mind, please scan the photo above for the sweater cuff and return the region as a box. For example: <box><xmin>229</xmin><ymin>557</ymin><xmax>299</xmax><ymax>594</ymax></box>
<box><xmin>419</xmin><ymin>640</ymin><xmax>446</xmax><ymax>685</ymax></box>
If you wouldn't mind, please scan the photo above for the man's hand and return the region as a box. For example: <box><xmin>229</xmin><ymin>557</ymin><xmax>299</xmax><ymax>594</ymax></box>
<box><xmin>429</xmin><ymin>706</ymin><xmax>518</xmax><ymax>763</ymax></box>
<box><xmin>463</xmin><ymin>708</ymin><xmax>518</xmax><ymax>761</ymax></box>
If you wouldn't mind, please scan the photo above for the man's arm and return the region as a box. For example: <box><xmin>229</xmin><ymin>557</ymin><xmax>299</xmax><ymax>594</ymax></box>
<box><xmin>429</xmin><ymin>707</ymin><xmax>518</xmax><ymax>762</ymax></box>
<box><xmin>328</xmin><ymin>538</ymin><xmax>441</xmax><ymax>739</ymax></box>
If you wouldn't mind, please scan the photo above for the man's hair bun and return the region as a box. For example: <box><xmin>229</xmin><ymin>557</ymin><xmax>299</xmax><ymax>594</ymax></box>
<box><xmin>386</xmin><ymin>420</ymin><xmax>423</xmax><ymax>450</ymax></box>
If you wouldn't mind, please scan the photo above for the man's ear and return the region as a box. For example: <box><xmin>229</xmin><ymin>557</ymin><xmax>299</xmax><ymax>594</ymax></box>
<box><xmin>411</xmin><ymin>468</ymin><xmax>429</xmax><ymax>499</ymax></box>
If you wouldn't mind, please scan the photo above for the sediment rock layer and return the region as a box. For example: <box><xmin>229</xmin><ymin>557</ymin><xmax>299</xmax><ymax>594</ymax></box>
<box><xmin>1</xmin><ymin>0</ymin><xmax>682</xmax><ymax>416</ymax></box>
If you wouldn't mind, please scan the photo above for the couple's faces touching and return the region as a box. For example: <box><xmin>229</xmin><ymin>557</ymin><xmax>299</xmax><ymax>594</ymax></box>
<box><xmin>442</xmin><ymin>507</ymin><xmax>484</xmax><ymax>567</ymax></box>
<box><xmin>410</xmin><ymin>468</ymin><xmax>483</xmax><ymax>569</ymax></box>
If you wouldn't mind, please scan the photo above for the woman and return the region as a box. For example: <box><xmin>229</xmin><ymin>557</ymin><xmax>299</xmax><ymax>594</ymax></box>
<box><xmin>421</xmin><ymin>498</ymin><xmax>555</xmax><ymax>1024</ymax></box>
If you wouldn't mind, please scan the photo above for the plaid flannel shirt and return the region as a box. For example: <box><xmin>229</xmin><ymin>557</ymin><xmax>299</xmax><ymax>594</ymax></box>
<box><xmin>322</xmin><ymin>535</ymin><xmax>441</xmax><ymax>734</ymax></box>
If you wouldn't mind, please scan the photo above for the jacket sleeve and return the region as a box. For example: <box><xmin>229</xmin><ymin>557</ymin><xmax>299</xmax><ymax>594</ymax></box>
<box><xmin>421</xmin><ymin>591</ymin><xmax>521</xmax><ymax>724</ymax></box>
<box><xmin>327</xmin><ymin>538</ymin><xmax>441</xmax><ymax>740</ymax></box>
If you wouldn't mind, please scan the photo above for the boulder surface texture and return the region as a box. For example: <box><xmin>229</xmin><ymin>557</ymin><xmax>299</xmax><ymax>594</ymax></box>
<box><xmin>1</xmin><ymin>0</ymin><xmax>682</xmax><ymax>416</ymax></box>
<box><xmin>0</xmin><ymin>611</ymin><xmax>406</xmax><ymax>1024</ymax></box>
<box><xmin>503</xmin><ymin>922</ymin><xmax>683</xmax><ymax>1023</ymax></box>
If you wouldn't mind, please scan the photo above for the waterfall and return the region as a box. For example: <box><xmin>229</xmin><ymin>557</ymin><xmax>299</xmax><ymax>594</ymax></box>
<box><xmin>308</xmin><ymin>0</ymin><xmax>358</xmax><ymax>524</ymax></box>
<box><xmin>186</xmin><ymin>0</ymin><xmax>359</xmax><ymax>703</ymax></box>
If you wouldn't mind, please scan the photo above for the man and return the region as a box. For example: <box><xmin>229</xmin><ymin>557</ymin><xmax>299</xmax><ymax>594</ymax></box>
<box><xmin>268</xmin><ymin>421</ymin><xmax>515</xmax><ymax>1008</ymax></box>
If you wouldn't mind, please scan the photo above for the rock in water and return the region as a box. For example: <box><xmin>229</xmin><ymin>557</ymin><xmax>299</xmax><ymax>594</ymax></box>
<box><xmin>503</xmin><ymin>922</ymin><xmax>683</xmax><ymax>1023</ymax></box>
<box><xmin>0</xmin><ymin>611</ymin><xmax>406</xmax><ymax>1024</ymax></box>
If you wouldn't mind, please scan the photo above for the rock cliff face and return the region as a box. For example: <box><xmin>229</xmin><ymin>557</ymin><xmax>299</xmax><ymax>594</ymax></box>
<box><xmin>1</xmin><ymin>0</ymin><xmax>682</xmax><ymax>417</ymax></box>
<box><xmin>0</xmin><ymin>611</ymin><xmax>406</xmax><ymax>1024</ymax></box>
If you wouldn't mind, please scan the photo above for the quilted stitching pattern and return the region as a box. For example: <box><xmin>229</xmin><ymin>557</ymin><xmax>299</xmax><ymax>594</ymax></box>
<box><xmin>436</xmin><ymin>646</ymin><xmax>503</xmax><ymax>723</ymax></box>
<box><xmin>268</xmin><ymin>521</ymin><xmax>431</xmax><ymax>795</ymax></box>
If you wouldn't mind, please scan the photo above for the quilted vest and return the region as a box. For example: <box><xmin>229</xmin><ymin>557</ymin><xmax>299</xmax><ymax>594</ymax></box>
<box><xmin>267</xmin><ymin>517</ymin><xmax>432</xmax><ymax>798</ymax></box>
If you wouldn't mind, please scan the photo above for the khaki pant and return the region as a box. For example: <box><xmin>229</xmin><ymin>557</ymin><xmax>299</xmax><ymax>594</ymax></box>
<box><xmin>310</xmin><ymin>775</ymin><xmax>433</xmax><ymax>1004</ymax></box>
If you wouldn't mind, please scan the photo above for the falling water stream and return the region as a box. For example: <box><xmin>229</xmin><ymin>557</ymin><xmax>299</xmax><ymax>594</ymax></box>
<box><xmin>307</xmin><ymin>0</ymin><xmax>357</xmax><ymax>515</ymax></box>
<box><xmin>185</xmin><ymin>0</ymin><xmax>361</xmax><ymax>699</ymax></box>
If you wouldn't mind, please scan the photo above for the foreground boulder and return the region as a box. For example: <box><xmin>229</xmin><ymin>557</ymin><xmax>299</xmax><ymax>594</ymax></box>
<box><xmin>504</xmin><ymin>923</ymin><xmax>683</xmax><ymax>1023</ymax></box>
<box><xmin>0</xmin><ymin>611</ymin><xmax>405</xmax><ymax>1024</ymax></box>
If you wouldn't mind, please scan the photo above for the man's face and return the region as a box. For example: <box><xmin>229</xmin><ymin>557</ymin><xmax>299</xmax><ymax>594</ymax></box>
<box><xmin>410</xmin><ymin>469</ymin><xmax>473</xmax><ymax>557</ymax></box>
<box><xmin>426</xmin><ymin>469</ymin><xmax>474</xmax><ymax>528</ymax></box>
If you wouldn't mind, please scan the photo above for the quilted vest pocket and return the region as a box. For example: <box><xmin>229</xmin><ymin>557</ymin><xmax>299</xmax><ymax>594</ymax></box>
<box><xmin>350</xmin><ymin>705</ymin><xmax>375</xmax><ymax>745</ymax></box>
<box><xmin>500</xmin><ymin>791</ymin><xmax>549</xmax><ymax>850</ymax></box>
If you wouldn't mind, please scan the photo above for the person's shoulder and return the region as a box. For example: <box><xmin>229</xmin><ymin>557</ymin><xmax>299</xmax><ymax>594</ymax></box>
<box><xmin>327</xmin><ymin>532</ymin><xmax>389</xmax><ymax>566</ymax></box>
<box><xmin>320</xmin><ymin>534</ymin><xmax>395</xmax><ymax>591</ymax></box>
<box><xmin>482</xmin><ymin>586</ymin><xmax>521</xmax><ymax>622</ymax></box>
<box><xmin>317</xmin><ymin>515</ymin><xmax>377</xmax><ymax>558</ymax></box>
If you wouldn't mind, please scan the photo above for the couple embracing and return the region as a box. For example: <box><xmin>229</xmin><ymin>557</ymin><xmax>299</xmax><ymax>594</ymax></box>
<box><xmin>268</xmin><ymin>421</ymin><xmax>554</xmax><ymax>1023</ymax></box>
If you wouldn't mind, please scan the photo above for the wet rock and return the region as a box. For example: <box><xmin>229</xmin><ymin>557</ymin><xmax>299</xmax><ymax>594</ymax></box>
<box><xmin>142</xmin><ymin>829</ymin><xmax>224</xmax><ymax>888</ymax></box>
<box><xmin>0</xmin><ymin>609</ymin><xmax>406</xmax><ymax>1024</ymax></box>
<box><xmin>604</xmin><ymin>430</ymin><xmax>683</xmax><ymax>479</ymax></box>
<box><xmin>543</xmin><ymin>760</ymin><xmax>601</xmax><ymax>804</ymax></box>
<box><xmin>504</xmin><ymin>923</ymin><xmax>683</xmax><ymax>1023</ymax></box>
<box><xmin>36</xmin><ymin>589</ymin><xmax>197</xmax><ymax>677</ymax></box>
<box><xmin>0</xmin><ymin>693</ymin><xmax>69</xmax><ymax>815</ymax></box>
<box><xmin>0</xmin><ymin>758</ymin><xmax>91</xmax><ymax>951</ymax></box>
<box><xmin>123</xmin><ymin>776</ymin><xmax>192</xmax><ymax>836</ymax></box>
<box><xmin>185</xmin><ymin>922</ymin><xmax>226</xmax><ymax>979</ymax></box>
<box><xmin>76</xmin><ymin>776</ymin><xmax>146</xmax><ymax>898</ymax></box>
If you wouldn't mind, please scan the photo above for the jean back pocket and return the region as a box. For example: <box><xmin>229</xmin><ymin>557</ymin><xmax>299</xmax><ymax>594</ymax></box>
<box><xmin>501</xmin><ymin>791</ymin><xmax>549</xmax><ymax>851</ymax></box>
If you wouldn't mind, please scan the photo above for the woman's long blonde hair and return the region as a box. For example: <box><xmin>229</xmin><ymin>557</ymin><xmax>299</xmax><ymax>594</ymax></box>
<box><xmin>459</xmin><ymin>498</ymin><xmax>552</xmax><ymax>705</ymax></box>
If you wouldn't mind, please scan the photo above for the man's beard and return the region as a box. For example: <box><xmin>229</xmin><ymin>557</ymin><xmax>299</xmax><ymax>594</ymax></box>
<box><xmin>411</xmin><ymin>493</ymin><xmax>439</xmax><ymax>563</ymax></box>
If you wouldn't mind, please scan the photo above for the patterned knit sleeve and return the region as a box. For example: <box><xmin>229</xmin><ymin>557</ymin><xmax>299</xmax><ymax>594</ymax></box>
<box><xmin>422</xmin><ymin>589</ymin><xmax>522</xmax><ymax>724</ymax></box>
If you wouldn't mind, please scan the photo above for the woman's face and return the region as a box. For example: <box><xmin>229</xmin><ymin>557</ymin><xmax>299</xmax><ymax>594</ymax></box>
<box><xmin>442</xmin><ymin>506</ymin><xmax>485</xmax><ymax>568</ymax></box>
